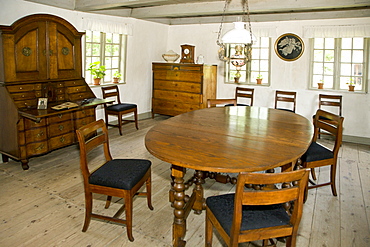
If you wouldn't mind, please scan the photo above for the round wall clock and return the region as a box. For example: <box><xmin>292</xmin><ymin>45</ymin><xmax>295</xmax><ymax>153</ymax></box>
<box><xmin>180</xmin><ymin>44</ymin><xmax>195</xmax><ymax>63</ymax></box>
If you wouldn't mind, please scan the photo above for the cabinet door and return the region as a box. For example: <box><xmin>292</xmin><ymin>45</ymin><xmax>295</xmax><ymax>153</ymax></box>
<box><xmin>2</xmin><ymin>21</ymin><xmax>47</xmax><ymax>82</ymax></box>
<box><xmin>48</xmin><ymin>22</ymin><xmax>82</xmax><ymax>79</ymax></box>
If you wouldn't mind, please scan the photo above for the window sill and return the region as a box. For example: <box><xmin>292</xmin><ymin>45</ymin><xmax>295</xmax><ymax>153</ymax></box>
<box><xmin>89</xmin><ymin>82</ymin><xmax>125</xmax><ymax>88</ymax></box>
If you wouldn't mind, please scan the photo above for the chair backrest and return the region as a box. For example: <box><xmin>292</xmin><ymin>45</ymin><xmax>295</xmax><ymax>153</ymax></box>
<box><xmin>319</xmin><ymin>94</ymin><xmax>342</xmax><ymax>116</ymax></box>
<box><xmin>230</xmin><ymin>169</ymin><xmax>310</xmax><ymax>242</ymax></box>
<box><xmin>102</xmin><ymin>85</ymin><xmax>121</xmax><ymax>104</ymax></box>
<box><xmin>235</xmin><ymin>87</ymin><xmax>254</xmax><ymax>106</ymax></box>
<box><xmin>207</xmin><ymin>98</ymin><xmax>237</xmax><ymax>108</ymax></box>
<box><xmin>274</xmin><ymin>90</ymin><xmax>297</xmax><ymax>112</ymax></box>
<box><xmin>313</xmin><ymin>109</ymin><xmax>344</xmax><ymax>156</ymax></box>
<box><xmin>76</xmin><ymin>119</ymin><xmax>113</xmax><ymax>185</ymax></box>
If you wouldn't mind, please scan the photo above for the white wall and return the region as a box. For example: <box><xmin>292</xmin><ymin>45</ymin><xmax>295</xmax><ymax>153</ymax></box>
<box><xmin>1</xmin><ymin>0</ymin><xmax>369</xmax><ymax>141</ymax></box>
<box><xmin>167</xmin><ymin>19</ymin><xmax>370</xmax><ymax>141</ymax></box>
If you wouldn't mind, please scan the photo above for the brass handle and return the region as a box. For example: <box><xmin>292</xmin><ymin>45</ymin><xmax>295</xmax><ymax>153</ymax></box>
<box><xmin>58</xmin><ymin>114</ymin><xmax>63</xmax><ymax>118</ymax></box>
<box><xmin>60</xmin><ymin>137</ymin><xmax>65</xmax><ymax>143</ymax></box>
<box><xmin>35</xmin><ymin>144</ymin><xmax>44</xmax><ymax>151</ymax></box>
<box><xmin>59</xmin><ymin>125</ymin><xmax>64</xmax><ymax>131</ymax></box>
<box><xmin>36</xmin><ymin>131</ymin><xmax>44</xmax><ymax>138</ymax></box>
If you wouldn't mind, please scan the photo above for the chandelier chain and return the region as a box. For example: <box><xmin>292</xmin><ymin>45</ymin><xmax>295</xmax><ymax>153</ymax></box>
<box><xmin>216</xmin><ymin>0</ymin><xmax>231</xmax><ymax>46</ymax></box>
<box><xmin>243</xmin><ymin>0</ymin><xmax>254</xmax><ymax>45</ymax></box>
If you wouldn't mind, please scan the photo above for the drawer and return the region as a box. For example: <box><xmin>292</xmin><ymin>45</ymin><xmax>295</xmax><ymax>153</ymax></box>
<box><xmin>56</xmin><ymin>94</ymin><xmax>65</xmax><ymax>101</ymax></box>
<box><xmin>66</xmin><ymin>86</ymin><xmax>86</xmax><ymax>94</ymax></box>
<box><xmin>153</xmin><ymin>63</ymin><xmax>202</xmax><ymax>72</ymax></box>
<box><xmin>14</xmin><ymin>99</ymin><xmax>38</xmax><ymax>109</ymax></box>
<box><xmin>49</xmin><ymin>133</ymin><xmax>75</xmax><ymax>150</ymax></box>
<box><xmin>64</xmin><ymin>80</ymin><xmax>84</xmax><ymax>87</ymax></box>
<box><xmin>153</xmin><ymin>71</ymin><xmax>202</xmax><ymax>83</ymax></box>
<box><xmin>7</xmin><ymin>83</ymin><xmax>42</xmax><ymax>92</ymax></box>
<box><xmin>74</xmin><ymin>108</ymin><xmax>95</xmax><ymax>119</ymax></box>
<box><xmin>48</xmin><ymin>112</ymin><xmax>73</xmax><ymax>123</ymax></box>
<box><xmin>24</xmin><ymin>118</ymin><xmax>46</xmax><ymax>129</ymax></box>
<box><xmin>48</xmin><ymin>121</ymin><xmax>73</xmax><ymax>137</ymax></box>
<box><xmin>25</xmin><ymin>127</ymin><xmax>47</xmax><ymax>142</ymax></box>
<box><xmin>26</xmin><ymin>141</ymin><xmax>48</xmax><ymax>156</ymax></box>
<box><xmin>153</xmin><ymin>89</ymin><xmax>202</xmax><ymax>104</ymax></box>
<box><xmin>11</xmin><ymin>91</ymin><xmax>42</xmax><ymax>100</ymax></box>
<box><xmin>154</xmin><ymin>80</ymin><xmax>201</xmax><ymax>93</ymax></box>
<box><xmin>56</xmin><ymin>82</ymin><xmax>65</xmax><ymax>88</ymax></box>
<box><xmin>68</xmin><ymin>92</ymin><xmax>93</xmax><ymax>101</ymax></box>
<box><xmin>75</xmin><ymin>116</ymin><xmax>95</xmax><ymax>129</ymax></box>
<box><xmin>152</xmin><ymin>99</ymin><xmax>201</xmax><ymax>116</ymax></box>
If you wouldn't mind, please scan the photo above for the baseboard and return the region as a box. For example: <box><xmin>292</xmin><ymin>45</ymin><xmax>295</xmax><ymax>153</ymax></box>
<box><xmin>343</xmin><ymin>135</ymin><xmax>370</xmax><ymax>145</ymax></box>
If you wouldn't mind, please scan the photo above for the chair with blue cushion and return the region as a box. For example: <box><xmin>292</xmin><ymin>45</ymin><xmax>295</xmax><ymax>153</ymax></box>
<box><xmin>207</xmin><ymin>98</ymin><xmax>237</xmax><ymax>108</ymax></box>
<box><xmin>102</xmin><ymin>85</ymin><xmax>138</xmax><ymax>135</ymax></box>
<box><xmin>301</xmin><ymin>109</ymin><xmax>344</xmax><ymax>197</ymax></box>
<box><xmin>274</xmin><ymin>90</ymin><xmax>296</xmax><ymax>113</ymax></box>
<box><xmin>205</xmin><ymin>169</ymin><xmax>309</xmax><ymax>247</ymax></box>
<box><xmin>76</xmin><ymin>119</ymin><xmax>153</xmax><ymax>242</ymax></box>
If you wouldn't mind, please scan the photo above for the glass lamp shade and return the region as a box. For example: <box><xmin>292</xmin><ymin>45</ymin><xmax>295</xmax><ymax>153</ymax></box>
<box><xmin>221</xmin><ymin>22</ymin><xmax>256</xmax><ymax>44</ymax></box>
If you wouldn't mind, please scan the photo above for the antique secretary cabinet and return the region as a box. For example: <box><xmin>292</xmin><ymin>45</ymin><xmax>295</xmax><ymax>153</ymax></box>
<box><xmin>0</xmin><ymin>14</ymin><xmax>100</xmax><ymax>169</ymax></box>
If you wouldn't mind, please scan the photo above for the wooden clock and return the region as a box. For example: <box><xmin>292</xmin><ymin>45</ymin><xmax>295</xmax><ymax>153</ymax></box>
<box><xmin>180</xmin><ymin>44</ymin><xmax>195</xmax><ymax>63</ymax></box>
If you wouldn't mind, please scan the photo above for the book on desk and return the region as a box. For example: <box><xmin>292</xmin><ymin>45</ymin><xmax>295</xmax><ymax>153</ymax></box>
<box><xmin>51</xmin><ymin>102</ymin><xmax>79</xmax><ymax>110</ymax></box>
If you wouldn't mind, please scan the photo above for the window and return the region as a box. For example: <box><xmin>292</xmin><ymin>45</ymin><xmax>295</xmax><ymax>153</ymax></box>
<box><xmin>85</xmin><ymin>30</ymin><xmax>127</xmax><ymax>85</ymax></box>
<box><xmin>225</xmin><ymin>37</ymin><xmax>270</xmax><ymax>85</ymax></box>
<box><xmin>310</xmin><ymin>37</ymin><xmax>369</xmax><ymax>92</ymax></box>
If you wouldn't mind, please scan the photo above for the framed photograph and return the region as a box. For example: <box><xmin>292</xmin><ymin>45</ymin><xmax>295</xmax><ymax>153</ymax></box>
<box><xmin>274</xmin><ymin>33</ymin><xmax>304</xmax><ymax>61</ymax></box>
<box><xmin>37</xmin><ymin>98</ymin><xmax>48</xmax><ymax>110</ymax></box>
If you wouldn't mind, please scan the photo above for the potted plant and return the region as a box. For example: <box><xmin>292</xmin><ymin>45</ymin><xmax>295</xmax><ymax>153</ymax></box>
<box><xmin>88</xmin><ymin>61</ymin><xmax>106</xmax><ymax>85</ymax></box>
<box><xmin>113</xmin><ymin>71</ymin><xmax>122</xmax><ymax>83</ymax></box>
<box><xmin>256</xmin><ymin>74</ymin><xmax>263</xmax><ymax>84</ymax></box>
<box><xmin>347</xmin><ymin>80</ymin><xmax>355</xmax><ymax>91</ymax></box>
<box><xmin>317</xmin><ymin>80</ymin><xmax>324</xmax><ymax>89</ymax></box>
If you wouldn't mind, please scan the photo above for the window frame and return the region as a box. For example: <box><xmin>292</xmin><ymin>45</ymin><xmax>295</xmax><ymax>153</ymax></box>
<box><xmin>309</xmin><ymin>37</ymin><xmax>369</xmax><ymax>93</ymax></box>
<box><xmin>225</xmin><ymin>37</ymin><xmax>271</xmax><ymax>85</ymax></box>
<box><xmin>84</xmin><ymin>30</ymin><xmax>127</xmax><ymax>85</ymax></box>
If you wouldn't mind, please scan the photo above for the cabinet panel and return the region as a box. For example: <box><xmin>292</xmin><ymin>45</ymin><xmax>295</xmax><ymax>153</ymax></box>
<box><xmin>154</xmin><ymin>70</ymin><xmax>202</xmax><ymax>83</ymax></box>
<box><xmin>26</xmin><ymin>141</ymin><xmax>48</xmax><ymax>156</ymax></box>
<box><xmin>154</xmin><ymin>80</ymin><xmax>201</xmax><ymax>93</ymax></box>
<box><xmin>49</xmin><ymin>133</ymin><xmax>74</xmax><ymax>150</ymax></box>
<box><xmin>153</xmin><ymin>90</ymin><xmax>201</xmax><ymax>104</ymax></box>
<box><xmin>153</xmin><ymin>99</ymin><xmax>201</xmax><ymax>116</ymax></box>
<box><xmin>25</xmin><ymin>127</ymin><xmax>47</xmax><ymax>143</ymax></box>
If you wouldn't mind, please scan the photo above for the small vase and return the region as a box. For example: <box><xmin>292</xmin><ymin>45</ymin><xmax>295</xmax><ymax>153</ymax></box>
<box><xmin>93</xmin><ymin>78</ymin><xmax>101</xmax><ymax>85</ymax></box>
<box><xmin>348</xmin><ymin>85</ymin><xmax>355</xmax><ymax>91</ymax></box>
<box><xmin>256</xmin><ymin>79</ymin><xmax>262</xmax><ymax>84</ymax></box>
<box><xmin>317</xmin><ymin>83</ymin><xmax>324</xmax><ymax>89</ymax></box>
<box><xmin>113</xmin><ymin>78</ymin><xmax>120</xmax><ymax>83</ymax></box>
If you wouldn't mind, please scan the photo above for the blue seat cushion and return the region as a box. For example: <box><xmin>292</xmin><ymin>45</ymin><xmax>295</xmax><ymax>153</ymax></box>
<box><xmin>107</xmin><ymin>103</ymin><xmax>137</xmax><ymax>112</ymax></box>
<box><xmin>206</xmin><ymin>193</ymin><xmax>290</xmax><ymax>236</ymax></box>
<box><xmin>89</xmin><ymin>159</ymin><xmax>151</xmax><ymax>190</ymax></box>
<box><xmin>301</xmin><ymin>142</ymin><xmax>333</xmax><ymax>163</ymax></box>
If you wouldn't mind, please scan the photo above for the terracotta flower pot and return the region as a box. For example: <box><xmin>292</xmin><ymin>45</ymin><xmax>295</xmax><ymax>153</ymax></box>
<box><xmin>93</xmin><ymin>78</ymin><xmax>101</xmax><ymax>85</ymax></box>
<box><xmin>317</xmin><ymin>83</ymin><xmax>324</xmax><ymax>89</ymax></box>
<box><xmin>348</xmin><ymin>85</ymin><xmax>355</xmax><ymax>91</ymax></box>
<box><xmin>256</xmin><ymin>79</ymin><xmax>263</xmax><ymax>84</ymax></box>
<box><xmin>113</xmin><ymin>77</ymin><xmax>120</xmax><ymax>83</ymax></box>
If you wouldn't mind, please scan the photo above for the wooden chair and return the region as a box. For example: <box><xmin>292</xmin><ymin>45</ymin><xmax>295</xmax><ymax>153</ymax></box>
<box><xmin>75</xmin><ymin>119</ymin><xmax>153</xmax><ymax>242</ymax></box>
<box><xmin>234</xmin><ymin>87</ymin><xmax>254</xmax><ymax>106</ymax></box>
<box><xmin>205</xmin><ymin>169</ymin><xmax>310</xmax><ymax>247</ymax></box>
<box><xmin>300</xmin><ymin>109</ymin><xmax>344</xmax><ymax>197</ymax></box>
<box><xmin>315</xmin><ymin>94</ymin><xmax>342</xmax><ymax>136</ymax></box>
<box><xmin>207</xmin><ymin>98</ymin><xmax>237</xmax><ymax>108</ymax></box>
<box><xmin>274</xmin><ymin>90</ymin><xmax>297</xmax><ymax>113</ymax></box>
<box><xmin>101</xmin><ymin>85</ymin><xmax>138</xmax><ymax>135</ymax></box>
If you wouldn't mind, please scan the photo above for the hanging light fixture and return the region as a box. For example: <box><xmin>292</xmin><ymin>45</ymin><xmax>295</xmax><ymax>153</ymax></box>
<box><xmin>217</xmin><ymin>0</ymin><xmax>256</xmax><ymax>83</ymax></box>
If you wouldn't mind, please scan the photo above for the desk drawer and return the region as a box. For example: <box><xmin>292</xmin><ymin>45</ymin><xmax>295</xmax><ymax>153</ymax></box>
<box><xmin>49</xmin><ymin>133</ymin><xmax>75</xmax><ymax>150</ymax></box>
<box><xmin>74</xmin><ymin>108</ymin><xmax>95</xmax><ymax>119</ymax></box>
<box><xmin>24</xmin><ymin>118</ymin><xmax>46</xmax><ymax>129</ymax></box>
<box><xmin>48</xmin><ymin>113</ymin><xmax>73</xmax><ymax>123</ymax></box>
<box><xmin>25</xmin><ymin>141</ymin><xmax>48</xmax><ymax>156</ymax></box>
<box><xmin>48</xmin><ymin>121</ymin><xmax>73</xmax><ymax>137</ymax></box>
<box><xmin>7</xmin><ymin>84</ymin><xmax>42</xmax><ymax>92</ymax></box>
<box><xmin>75</xmin><ymin>116</ymin><xmax>95</xmax><ymax>129</ymax></box>
<box><xmin>24</xmin><ymin>127</ymin><xmax>47</xmax><ymax>143</ymax></box>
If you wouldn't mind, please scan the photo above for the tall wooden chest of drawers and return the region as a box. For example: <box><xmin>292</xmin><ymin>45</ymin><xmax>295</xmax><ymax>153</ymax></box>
<box><xmin>152</xmin><ymin>63</ymin><xmax>217</xmax><ymax>116</ymax></box>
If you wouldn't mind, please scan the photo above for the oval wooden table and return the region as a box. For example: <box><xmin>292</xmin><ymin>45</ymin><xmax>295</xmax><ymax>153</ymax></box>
<box><xmin>145</xmin><ymin>106</ymin><xmax>313</xmax><ymax>247</ymax></box>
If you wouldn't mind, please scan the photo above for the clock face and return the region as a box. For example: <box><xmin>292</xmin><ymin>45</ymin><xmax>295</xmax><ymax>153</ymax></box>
<box><xmin>184</xmin><ymin>48</ymin><xmax>190</xmax><ymax>55</ymax></box>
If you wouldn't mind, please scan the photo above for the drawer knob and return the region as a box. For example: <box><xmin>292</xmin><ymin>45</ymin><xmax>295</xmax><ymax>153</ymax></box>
<box><xmin>35</xmin><ymin>144</ymin><xmax>44</xmax><ymax>151</ymax></box>
<box><xmin>36</xmin><ymin>131</ymin><xmax>44</xmax><ymax>138</ymax></box>
<box><xmin>59</xmin><ymin>125</ymin><xmax>64</xmax><ymax>131</ymax></box>
<box><xmin>58</xmin><ymin>114</ymin><xmax>63</xmax><ymax>118</ymax></box>
<box><xmin>60</xmin><ymin>136</ymin><xmax>65</xmax><ymax>143</ymax></box>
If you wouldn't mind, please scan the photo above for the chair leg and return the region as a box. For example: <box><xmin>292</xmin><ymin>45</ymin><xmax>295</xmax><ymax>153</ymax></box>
<box><xmin>82</xmin><ymin>192</ymin><xmax>93</xmax><ymax>232</ymax></box>
<box><xmin>125</xmin><ymin>195</ymin><xmax>134</xmax><ymax>242</ymax></box>
<box><xmin>134</xmin><ymin>108</ymin><xmax>139</xmax><ymax>130</ymax></box>
<box><xmin>330</xmin><ymin>164</ymin><xmax>338</xmax><ymax>196</ymax></box>
<box><xmin>205</xmin><ymin>213</ymin><xmax>213</xmax><ymax>247</ymax></box>
<box><xmin>311</xmin><ymin>168</ymin><xmax>317</xmax><ymax>180</ymax></box>
<box><xmin>146</xmin><ymin>175</ymin><xmax>154</xmax><ymax>210</ymax></box>
<box><xmin>105</xmin><ymin>195</ymin><xmax>112</xmax><ymax>209</ymax></box>
<box><xmin>118</xmin><ymin>113</ymin><xmax>123</xmax><ymax>136</ymax></box>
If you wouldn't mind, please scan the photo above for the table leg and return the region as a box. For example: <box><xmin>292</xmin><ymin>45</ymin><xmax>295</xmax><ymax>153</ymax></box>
<box><xmin>172</xmin><ymin>165</ymin><xmax>187</xmax><ymax>247</ymax></box>
<box><xmin>192</xmin><ymin>170</ymin><xmax>205</xmax><ymax>214</ymax></box>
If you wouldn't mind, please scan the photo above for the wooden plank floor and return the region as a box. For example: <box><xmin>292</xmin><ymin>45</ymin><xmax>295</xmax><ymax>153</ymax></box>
<box><xmin>0</xmin><ymin>116</ymin><xmax>369</xmax><ymax>247</ymax></box>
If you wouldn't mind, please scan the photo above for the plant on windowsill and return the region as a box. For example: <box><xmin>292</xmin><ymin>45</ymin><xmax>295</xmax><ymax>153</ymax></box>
<box><xmin>317</xmin><ymin>80</ymin><xmax>324</xmax><ymax>89</ymax></box>
<box><xmin>256</xmin><ymin>74</ymin><xmax>263</xmax><ymax>84</ymax></box>
<box><xmin>88</xmin><ymin>61</ymin><xmax>106</xmax><ymax>85</ymax></box>
<box><xmin>113</xmin><ymin>71</ymin><xmax>122</xmax><ymax>83</ymax></box>
<box><xmin>347</xmin><ymin>79</ymin><xmax>355</xmax><ymax>92</ymax></box>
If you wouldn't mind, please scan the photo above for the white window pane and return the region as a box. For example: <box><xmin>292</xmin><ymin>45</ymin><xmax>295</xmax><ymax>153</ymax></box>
<box><xmin>112</xmin><ymin>57</ymin><xmax>119</xmax><ymax>68</ymax></box>
<box><xmin>341</xmin><ymin>50</ymin><xmax>352</xmax><ymax>62</ymax></box>
<box><xmin>251</xmin><ymin>60</ymin><xmax>259</xmax><ymax>70</ymax></box>
<box><xmin>260</xmin><ymin>48</ymin><xmax>269</xmax><ymax>59</ymax></box>
<box><xmin>342</xmin><ymin>38</ymin><xmax>352</xmax><ymax>49</ymax></box>
<box><xmin>313</xmin><ymin>63</ymin><xmax>323</xmax><ymax>74</ymax></box>
<box><xmin>314</xmin><ymin>38</ymin><xmax>324</xmax><ymax>49</ymax></box>
<box><xmin>339</xmin><ymin>77</ymin><xmax>349</xmax><ymax>89</ymax></box>
<box><xmin>325</xmin><ymin>38</ymin><xmax>335</xmax><ymax>49</ymax></box>
<box><xmin>324</xmin><ymin>50</ymin><xmax>334</xmax><ymax>62</ymax></box>
<box><xmin>313</xmin><ymin>75</ymin><xmax>322</xmax><ymax>84</ymax></box>
<box><xmin>353</xmin><ymin>64</ymin><xmax>363</xmax><ymax>76</ymax></box>
<box><xmin>324</xmin><ymin>63</ymin><xmax>334</xmax><ymax>75</ymax></box>
<box><xmin>353</xmin><ymin>38</ymin><xmax>364</xmax><ymax>48</ymax></box>
<box><xmin>252</xmin><ymin>49</ymin><xmax>260</xmax><ymax>59</ymax></box>
<box><xmin>352</xmin><ymin>50</ymin><xmax>363</xmax><ymax>63</ymax></box>
<box><xmin>260</xmin><ymin>60</ymin><xmax>269</xmax><ymax>71</ymax></box>
<box><xmin>341</xmin><ymin>64</ymin><xmax>352</xmax><ymax>76</ymax></box>
<box><xmin>113</xmin><ymin>34</ymin><xmax>120</xmax><ymax>43</ymax></box>
<box><xmin>314</xmin><ymin>50</ymin><xmax>323</xmax><ymax>61</ymax></box>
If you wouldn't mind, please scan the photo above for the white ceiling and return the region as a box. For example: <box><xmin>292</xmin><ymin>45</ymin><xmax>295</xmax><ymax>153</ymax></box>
<box><xmin>25</xmin><ymin>0</ymin><xmax>370</xmax><ymax>25</ymax></box>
